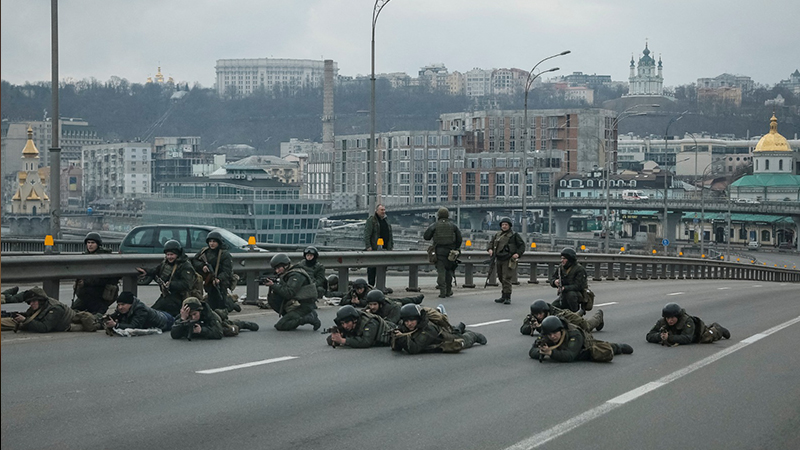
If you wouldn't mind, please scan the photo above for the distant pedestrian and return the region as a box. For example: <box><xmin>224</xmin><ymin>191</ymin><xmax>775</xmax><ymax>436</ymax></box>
<box><xmin>364</xmin><ymin>204</ymin><xmax>393</xmax><ymax>287</ymax></box>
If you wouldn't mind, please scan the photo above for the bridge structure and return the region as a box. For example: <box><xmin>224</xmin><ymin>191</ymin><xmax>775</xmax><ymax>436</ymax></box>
<box><xmin>328</xmin><ymin>198</ymin><xmax>800</xmax><ymax>250</ymax></box>
<box><xmin>3</xmin><ymin>250</ymin><xmax>798</xmax><ymax>306</ymax></box>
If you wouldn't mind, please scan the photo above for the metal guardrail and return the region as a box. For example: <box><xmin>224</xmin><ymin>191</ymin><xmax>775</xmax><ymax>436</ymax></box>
<box><xmin>2</xmin><ymin>251</ymin><xmax>797</xmax><ymax>303</ymax></box>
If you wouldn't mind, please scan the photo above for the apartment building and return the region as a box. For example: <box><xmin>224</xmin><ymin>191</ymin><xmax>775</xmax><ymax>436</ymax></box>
<box><xmin>215</xmin><ymin>58</ymin><xmax>337</xmax><ymax>98</ymax></box>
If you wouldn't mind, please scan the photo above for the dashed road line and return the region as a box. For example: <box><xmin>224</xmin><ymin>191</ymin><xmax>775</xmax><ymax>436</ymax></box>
<box><xmin>667</xmin><ymin>292</ymin><xmax>684</xmax><ymax>296</ymax></box>
<box><xmin>197</xmin><ymin>356</ymin><xmax>298</xmax><ymax>374</ymax></box>
<box><xmin>503</xmin><ymin>315</ymin><xmax>800</xmax><ymax>450</ymax></box>
<box><xmin>593</xmin><ymin>302</ymin><xmax>618</xmax><ymax>307</ymax></box>
<box><xmin>469</xmin><ymin>319</ymin><xmax>512</xmax><ymax>327</ymax></box>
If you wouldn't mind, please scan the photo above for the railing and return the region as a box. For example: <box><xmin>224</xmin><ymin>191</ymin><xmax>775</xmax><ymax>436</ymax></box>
<box><xmin>2</xmin><ymin>251</ymin><xmax>797</xmax><ymax>303</ymax></box>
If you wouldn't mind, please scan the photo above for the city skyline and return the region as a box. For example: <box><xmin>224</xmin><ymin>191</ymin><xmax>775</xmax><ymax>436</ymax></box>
<box><xmin>2</xmin><ymin>0</ymin><xmax>799</xmax><ymax>89</ymax></box>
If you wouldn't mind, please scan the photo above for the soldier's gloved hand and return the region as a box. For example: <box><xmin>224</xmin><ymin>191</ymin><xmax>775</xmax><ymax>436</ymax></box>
<box><xmin>660</xmin><ymin>331</ymin><xmax>669</xmax><ymax>342</ymax></box>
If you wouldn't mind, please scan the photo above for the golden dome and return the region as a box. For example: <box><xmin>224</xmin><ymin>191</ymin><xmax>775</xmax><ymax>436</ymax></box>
<box><xmin>754</xmin><ymin>114</ymin><xmax>792</xmax><ymax>152</ymax></box>
<box><xmin>22</xmin><ymin>126</ymin><xmax>39</xmax><ymax>157</ymax></box>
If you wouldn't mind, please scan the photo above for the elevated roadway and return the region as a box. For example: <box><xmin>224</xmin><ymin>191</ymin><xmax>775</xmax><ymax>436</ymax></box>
<box><xmin>2</xmin><ymin>278</ymin><xmax>799</xmax><ymax>449</ymax></box>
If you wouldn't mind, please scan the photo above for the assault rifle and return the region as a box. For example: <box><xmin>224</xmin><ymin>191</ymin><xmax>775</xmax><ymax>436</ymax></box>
<box><xmin>257</xmin><ymin>269</ymin><xmax>278</xmax><ymax>286</ymax></box>
<box><xmin>659</xmin><ymin>325</ymin><xmax>670</xmax><ymax>346</ymax></box>
<box><xmin>2</xmin><ymin>310</ymin><xmax>25</xmax><ymax>333</ymax></box>
<box><xmin>199</xmin><ymin>252</ymin><xmax>215</xmax><ymax>287</ymax></box>
<box><xmin>184</xmin><ymin>319</ymin><xmax>198</xmax><ymax>341</ymax></box>
<box><xmin>153</xmin><ymin>274</ymin><xmax>170</xmax><ymax>297</ymax></box>
<box><xmin>483</xmin><ymin>255</ymin><xmax>496</xmax><ymax>289</ymax></box>
<box><xmin>534</xmin><ymin>337</ymin><xmax>548</xmax><ymax>363</ymax></box>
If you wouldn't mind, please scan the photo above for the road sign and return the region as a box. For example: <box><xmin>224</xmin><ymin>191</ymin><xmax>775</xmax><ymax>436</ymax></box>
<box><xmin>693</xmin><ymin>218</ymin><xmax>699</xmax><ymax>224</ymax></box>
<box><xmin>662</xmin><ymin>238</ymin><xmax>670</xmax><ymax>246</ymax></box>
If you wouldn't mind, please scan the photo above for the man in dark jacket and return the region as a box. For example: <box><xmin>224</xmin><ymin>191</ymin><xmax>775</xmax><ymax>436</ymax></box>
<box><xmin>191</xmin><ymin>230</ymin><xmax>238</xmax><ymax>313</ymax></box>
<box><xmin>300</xmin><ymin>246</ymin><xmax>327</xmax><ymax>299</ymax></box>
<box><xmin>326</xmin><ymin>305</ymin><xmax>396</xmax><ymax>348</ymax></box>
<box><xmin>170</xmin><ymin>297</ymin><xmax>224</xmax><ymax>340</ymax></box>
<box><xmin>390</xmin><ymin>304</ymin><xmax>486</xmax><ymax>354</ymax></box>
<box><xmin>532</xmin><ymin>316</ymin><xmax>632</xmax><ymax>362</ymax></box>
<box><xmin>1</xmin><ymin>287</ymin><xmax>96</xmax><ymax>333</ymax></box>
<box><xmin>487</xmin><ymin>217</ymin><xmax>526</xmax><ymax>304</ymax></box>
<box><xmin>364</xmin><ymin>204</ymin><xmax>393</xmax><ymax>287</ymax></box>
<box><xmin>103</xmin><ymin>291</ymin><xmax>174</xmax><ymax>332</ymax></box>
<box><xmin>72</xmin><ymin>232</ymin><xmax>120</xmax><ymax>314</ymax></box>
<box><xmin>646</xmin><ymin>303</ymin><xmax>730</xmax><ymax>346</ymax></box>
<box><xmin>263</xmin><ymin>253</ymin><xmax>321</xmax><ymax>331</ymax></box>
<box><xmin>520</xmin><ymin>299</ymin><xmax>603</xmax><ymax>336</ymax></box>
<box><xmin>424</xmin><ymin>207</ymin><xmax>462</xmax><ymax>298</ymax></box>
<box><xmin>137</xmin><ymin>239</ymin><xmax>198</xmax><ymax>318</ymax></box>
<box><xmin>548</xmin><ymin>247</ymin><xmax>588</xmax><ymax>312</ymax></box>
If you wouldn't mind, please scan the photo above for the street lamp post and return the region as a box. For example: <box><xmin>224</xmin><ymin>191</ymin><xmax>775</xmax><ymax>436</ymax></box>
<box><xmin>662</xmin><ymin>111</ymin><xmax>688</xmax><ymax>255</ymax></box>
<box><xmin>699</xmin><ymin>160</ymin><xmax>718</xmax><ymax>257</ymax></box>
<box><xmin>521</xmin><ymin>50</ymin><xmax>570</xmax><ymax>239</ymax></box>
<box><xmin>49</xmin><ymin>0</ymin><xmax>61</xmax><ymax>239</ymax></box>
<box><xmin>368</xmin><ymin>0</ymin><xmax>391</xmax><ymax>213</ymax></box>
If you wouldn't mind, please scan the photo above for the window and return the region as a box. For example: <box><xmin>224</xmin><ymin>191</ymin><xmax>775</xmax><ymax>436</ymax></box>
<box><xmin>779</xmin><ymin>159</ymin><xmax>784</xmax><ymax>171</ymax></box>
<box><xmin>765</xmin><ymin>159</ymin><xmax>770</xmax><ymax>170</ymax></box>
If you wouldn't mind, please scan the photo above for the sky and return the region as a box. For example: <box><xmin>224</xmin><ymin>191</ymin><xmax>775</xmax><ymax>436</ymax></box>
<box><xmin>2</xmin><ymin>0</ymin><xmax>799</xmax><ymax>89</ymax></box>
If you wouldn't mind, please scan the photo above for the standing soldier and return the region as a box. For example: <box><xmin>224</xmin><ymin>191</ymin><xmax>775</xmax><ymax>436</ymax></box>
<box><xmin>364</xmin><ymin>204</ymin><xmax>393</xmax><ymax>288</ymax></box>
<box><xmin>263</xmin><ymin>253</ymin><xmax>321</xmax><ymax>331</ymax></box>
<box><xmin>136</xmin><ymin>239</ymin><xmax>198</xmax><ymax>318</ymax></box>
<box><xmin>300</xmin><ymin>246</ymin><xmax>327</xmax><ymax>299</ymax></box>
<box><xmin>390</xmin><ymin>304</ymin><xmax>486</xmax><ymax>354</ymax></box>
<box><xmin>424</xmin><ymin>207</ymin><xmax>462</xmax><ymax>298</ymax></box>
<box><xmin>326</xmin><ymin>305</ymin><xmax>396</xmax><ymax>348</ymax></box>
<box><xmin>548</xmin><ymin>247</ymin><xmax>588</xmax><ymax>313</ymax></box>
<box><xmin>191</xmin><ymin>230</ymin><xmax>239</xmax><ymax>313</ymax></box>
<box><xmin>487</xmin><ymin>217</ymin><xmax>526</xmax><ymax>305</ymax></box>
<box><xmin>72</xmin><ymin>232</ymin><xmax>120</xmax><ymax>314</ymax></box>
<box><xmin>646</xmin><ymin>303</ymin><xmax>730</xmax><ymax>346</ymax></box>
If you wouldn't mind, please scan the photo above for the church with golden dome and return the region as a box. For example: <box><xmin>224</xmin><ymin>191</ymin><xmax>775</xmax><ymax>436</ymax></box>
<box><xmin>731</xmin><ymin>114</ymin><xmax>800</xmax><ymax>202</ymax></box>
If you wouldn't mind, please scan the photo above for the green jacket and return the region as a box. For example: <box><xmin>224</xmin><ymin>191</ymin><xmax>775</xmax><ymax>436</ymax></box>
<box><xmin>191</xmin><ymin>246</ymin><xmax>233</xmax><ymax>291</ymax></box>
<box><xmin>267</xmin><ymin>265</ymin><xmax>317</xmax><ymax>314</ymax></box>
<box><xmin>373</xmin><ymin>300</ymin><xmax>402</xmax><ymax>324</ymax></box>
<box><xmin>530</xmin><ymin>320</ymin><xmax>592</xmax><ymax>362</ymax></box>
<box><xmin>146</xmin><ymin>254</ymin><xmax>197</xmax><ymax>300</ymax></box>
<box><xmin>646</xmin><ymin>310</ymin><xmax>699</xmax><ymax>345</ymax></box>
<box><xmin>548</xmin><ymin>261</ymin><xmax>588</xmax><ymax>295</ymax></box>
<box><xmin>391</xmin><ymin>311</ymin><xmax>462</xmax><ymax>354</ymax></box>
<box><xmin>300</xmin><ymin>260</ymin><xmax>327</xmax><ymax>299</ymax></box>
<box><xmin>488</xmin><ymin>229</ymin><xmax>526</xmax><ymax>261</ymax></box>
<box><xmin>170</xmin><ymin>308</ymin><xmax>224</xmax><ymax>340</ymax></box>
<box><xmin>18</xmin><ymin>289</ymin><xmax>74</xmax><ymax>333</ymax></box>
<box><xmin>520</xmin><ymin>303</ymin><xmax>587</xmax><ymax>336</ymax></box>
<box><xmin>364</xmin><ymin>214</ymin><xmax>394</xmax><ymax>250</ymax></box>
<box><xmin>328</xmin><ymin>310</ymin><xmax>395</xmax><ymax>348</ymax></box>
<box><xmin>423</xmin><ymin>219</ymin><xmax>462</xmax><ymax>258</ymax></box>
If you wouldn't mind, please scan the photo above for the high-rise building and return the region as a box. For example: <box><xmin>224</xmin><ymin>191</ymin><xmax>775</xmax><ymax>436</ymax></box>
<box><xmin>82</xmin><ymin>142</ymin><xmax>152</xmax><ymax>203</ymax></box>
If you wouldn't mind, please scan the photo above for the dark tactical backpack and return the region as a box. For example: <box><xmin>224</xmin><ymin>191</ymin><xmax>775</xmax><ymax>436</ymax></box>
<box><xmin>579</xmin><ymin>328</ymin><xmax>614</xmax><ymax>362</ymax></box>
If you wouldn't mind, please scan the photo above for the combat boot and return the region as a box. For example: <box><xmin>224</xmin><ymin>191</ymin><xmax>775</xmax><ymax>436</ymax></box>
<box><xmin>226</xmin><ymin>294</ymin><xmax>242</xmax><ymax>313</ymax></box>
<box><xmin>494</xmin><ymin>294</ymin><xmax>507</xmax><ymax>303</ymax></box>
<box><xmin>712</xmin><ymin>322</ymin><xmax>730</xmax><ymax>339</ymax></box>
<box><xmin>503</xmin><ymin>295</ymin><xmax>511</xmax><ymax>305</ymax></box>
<box><xmin>413</xmin><ymin>295</ymin><xmax>424</xmax><ymax>304</ymax></box>
<box><xmin>304</xmin><ymin>310</ymin><xmax>321</xmax><ymax>331</ymax></box>
<box><xmin>589</xmin><ymin>309</ymin><xmax>604</xmax><ymax>331</ymax></box>
<box><xmin>439</xmin><ymin>289</ymin><xmax>447</xmax><ymax>298</ymax></box>
<box><xmin>615</xmin><ymin>343</ymin><xmax>634</xmax><ymax>354</ymax></box>
<box><xmin>455</xmin><ymin>322</ymin><xmax>466</xmax><ymax>334</ymax></box>
<box><xmin>235</xmin><ymin>320</ymin><xmax>259</xmax><ymax>332</ymax></box>
<box><xmin>475</xmin><ymin>332</ymin><xmax>488</xmax><ymax>345</ymax></box>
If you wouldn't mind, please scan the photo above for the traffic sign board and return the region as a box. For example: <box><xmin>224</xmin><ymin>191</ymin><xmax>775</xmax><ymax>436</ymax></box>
<box><xmin>662</xmin><ymin>238</ymin><xmax>670</xmax><ymax>246</ymax></box>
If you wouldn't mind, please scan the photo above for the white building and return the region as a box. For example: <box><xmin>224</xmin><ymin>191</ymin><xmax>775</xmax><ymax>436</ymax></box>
<box><xmin>82</xmin><ymin>142</ymin><xmax>152</xmax><ymax>201</ymax></box>
<box><xmin>625</xmin><ymin>43</ymin><xmax>664</xmax><ymax>97</ymax></box>
<box><xmin>465</xmin><ymin>68</ymin><xmax>493</xmax><ymax>97</ymax></box>
<box><xmin>215</xmin><ymin>58</ymin><xmax>337</xmax><ymax>98</ymax></box>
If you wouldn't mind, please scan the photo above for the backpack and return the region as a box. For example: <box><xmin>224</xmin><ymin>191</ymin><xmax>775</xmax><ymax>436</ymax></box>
<box><xmin>588</xmin><ymin>340</ymin><xmax>614</xmax><ymax>362</ymax></box>
<box><xmin>423</xmin><ymin>307</ymin><xmax>453</xmax><ymax>332</ymax></box>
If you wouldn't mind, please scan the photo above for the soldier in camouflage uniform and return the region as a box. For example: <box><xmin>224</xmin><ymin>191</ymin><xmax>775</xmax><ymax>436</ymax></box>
<box><xmin>263</xmin><ymin>253</ymin><xmax>321</xmax><ymax>331</ymax></box>
<box><xmin>532</xmin><ymin>316</ymin><xmax>633</xmax><ymax>363</ymax></box>
<box><xmin>72</xmin><ymin>232</ymin><xmax>120</xmax><ymax>315</ymax></box>
<box><xmin>487</xmin><ymin>217</ymin><xmax>525</xmax><ymax>305</ymax></box>
<box><xmin>342</xmin><ymin>279</ymin><xmax>422</xmax><ymax>308</ymax></box>
<box><xmin>191</xmin><ymin>230</ymin><xmax>239</xmax><ymax>313</ymax></box>
<box><xmin>137</xmin><ymin>239</ymin><xmax>198</xmax><ymax>318</ymax></box>
<box><xmin>646</xmin><ymin>303</ymin><xmax>730</xmax><ymax>346</ymax></box>
<box><xmin>548</xmin><ymin>247</ymin><xmax>588</xmax><ymax>313</ymax></box>
<box><xmin>1</xmin><ymin>287</ymin><xmax>97</xmax><ymax>333</ymax></box>
<box><xmin>300</xmin><ymin>246</ymin><xmax>327</xmax><ymax>299</ymax></box>
<box><xmin>521</xmin><ymin>299</ymin><xmax>604</xmax><ymax>336</ymax></box>
<box><xmin>390</xmin><ymin>304</ymin><xmax>486</xmax><ymax>354</ymax></box>
<box><xmin>326</xmin><ymin>305</ymin><xmax>396</xmax><ymax>348</ymax></box>
<box><xmin>424</xmin><ymin>207</ymin><xmax>462</xmax><ymax>298</ymax></box>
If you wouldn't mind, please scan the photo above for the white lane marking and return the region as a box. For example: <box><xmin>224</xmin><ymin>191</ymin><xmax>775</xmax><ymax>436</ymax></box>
<box><xmin>607</xmin><ymin>382</ymin><xmax>664</xmax><ymax>404</ymax></box>
<box><xmin>593</xmin><ymin>302</ymin><xmax>618</xmax><ymax>307</ymax></box>
<box><xmin>753</xmin><ymin>285</ymin><xmax>763</xmax><ymax>288</ymax></box>
<box><xmin>197</xmin><ymin>356</ymin><xmax>298</xmax><ymax>374</ymax></box>
<box><xmin>718</xmin><ymin>287</ymin><xmax>730</xmax><ymax>290</ymax></box>
<box><xmin>667</xmin><ymin>292</ymin><xmax>684</xmax><ymax>296</ymax></box>
<box><xmin>504</xmin><ymin>315</ymin><xmax>800</xmax><ymax>450</ymax></box>
<box><xmin>469</xmin><ymin>319</ymin><xmax>512</xmax><ymax>327</ymax></box>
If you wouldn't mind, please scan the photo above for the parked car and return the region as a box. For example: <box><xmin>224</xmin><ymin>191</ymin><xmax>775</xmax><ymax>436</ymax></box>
<box><xmin>119</xmin><ymin>224</ymin><xmax>265</xmax><ymax>284</ymax></box>
<box><xmin>778</xmin><ymin>242</ymin><xmax>794</xmax><ymax>250</ymax></box>
<box><xmin>748</xmin><ymin>240</ymin><xmax>761</xmax><ymax>250</ymax></box>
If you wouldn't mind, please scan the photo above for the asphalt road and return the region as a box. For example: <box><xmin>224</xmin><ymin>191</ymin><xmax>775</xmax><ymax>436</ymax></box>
<box><xmin>2</xmin><ymin>277</ymin><xmax>799</xmax><ymax>450</ymax></box>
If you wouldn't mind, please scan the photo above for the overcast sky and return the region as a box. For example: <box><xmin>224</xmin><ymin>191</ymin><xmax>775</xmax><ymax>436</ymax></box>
<box><xmin>2</xmin><ymin>0</ymin><xmax>799</xmax><ymax>89</ymax></box>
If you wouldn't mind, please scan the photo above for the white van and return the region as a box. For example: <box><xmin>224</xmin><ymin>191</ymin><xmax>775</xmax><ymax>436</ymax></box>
<box><xmin>622</xmin><ymin>190</ymin><xmax>649</xmax><ymax>201</ymax></box>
